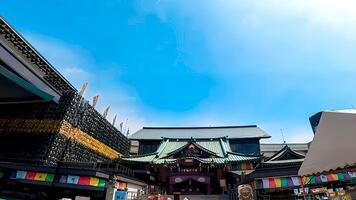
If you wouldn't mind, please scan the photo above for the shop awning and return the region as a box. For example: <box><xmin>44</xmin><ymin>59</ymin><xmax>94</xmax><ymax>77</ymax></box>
<box><xmin>298</xmin><ymin>110</ymin><xmax>356</xmax><ymax>176</ymax></box>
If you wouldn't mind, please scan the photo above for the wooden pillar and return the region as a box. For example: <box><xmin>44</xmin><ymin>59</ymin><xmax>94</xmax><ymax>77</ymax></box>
<box><xmin>169</xmin><ymin>182</ymin><xmax>173</xmax><ymax>194</ymax></box>
<box><xmin>207</xmin><ymin>183</ymin><xmax>211</xmax><ymax>195</ymax></box>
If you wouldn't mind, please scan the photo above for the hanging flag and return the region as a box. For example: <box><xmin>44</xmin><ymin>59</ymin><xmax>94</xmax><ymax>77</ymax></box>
<box><xmin>25</xmin><ymin>172</ymin><xmax>36</xmax><ymax>180</ymax></box>
<box><xmin>309</xmin><ymin>176</ymin><xmax>316</xmax><ymax>184</ymax></box>
<box><xmin>120</xmin><ymin>122</ymin><xmax>124</xmax><ymax>131</ymax></box>
<box><xmin>291</xmin><ymin>177</ymin><xmax>301</xmax><ymax>186</ymax></box>
<box><xmin>112</xmin><ymin>114</ymin><xmax>117</xmax><ymax>126</ymax></box>
<box><xmin>348</xmin><ymin>171</ymin><xmax>356</xmax><ymax>179</ymax></box>
<box><xmin>78</xmin><ymin>176</ymin><xmax>91</xmax><ymax>185</ymax></box>
<box><xmin>89</xmin><ymin>177</ymin><xmax>99</xmax><ymax>186</ymax></box>
<box><xmin>34</xmin><ymin>173</ymin><xmax>47</xmax><ymax>181</ymax></box>
<box><xmin>320</xmin><ymin>175</ymin><xmax>328</xmax><ymax>183</ymax></box>
<box><xmin>302</xmin><ymin>176</ymin><xmax>310</xmax><ymax>185</ymax></box>
<box><xmin>16</xmin><ymin>170</ymin><xmax>27</xmax><ymax>179</ymax></box>
<box><xmin>262</xmin><ymin>179</ymin><xmax>269</xmax><ymax>188</ymax></box>
<box><xmin>79</xmin><ymin>82</ymin><xmax>88</xmax><ymax>97</ymax></box>
<box><xmin>257</xmin><ymin>179</ymin><xmax>263</xmax><ymax>189</ymax></box>
<box><xmin>315</xmin><ymin>176</ymin><xmax>322</xmax><ymax>184</ymax></box>
<box><xmin>59</xmin><ymin>175</ymin><xmax>67</xmax><ymax>183</ymax></box>
<box><xmin>10</xmin><ymin>171</ymin><xmax>17</xmax><ymax>179</ymax></box>
<box><xmin>98</xmin><ymin>179</ymin><xmax>106</xmax><ymax>187</ymax></box>
<box><xmin>274</xmin><ymin>178</ymin><xmax>281</xmax><ymax>188</ymax></box>
<box><xmin>337</xmin><ymin>173</ymin><xmax>345</xmax><ymax>181</ymax></box>
<box><xmin>269</xmin><ymin>178</ymin><xmax>276</xmax><ymax>188</ymax></box>
<box><xmin>281</xmin><ymin>177</ymin><xmax>288</xmax><ymax>187</ymax></box>
<box><xmin>67</xmin><ymin>175</ymin><xmax>79</xmax><ymax>184</ymax></box>
<box><xmin>287</xmin><ymin>177</ymin><xmax>294</xmax><ymax>187</ymax></box>
<box><xmin>331</xmin><ymin>174</ymin><xmax>338</xmax><ymax>181</ymax></box>
<box><xmin>45</xmin><ymin>174</ymin><xmax>55</xmax><ymax>182</ymax></box>
<box><xmin>92</xmin><ymin>95</ymin><xmax>99</xmax><ymax>108</ymax></box>
<box><xmin>102</xmin><ymin>106</ymin><xmax>110</xmax><ymax>119</ymax></box>
<box><xmin>116</xmin><ymin>182</ymin><xmax>127</xmax><ymax>190</ymax></box>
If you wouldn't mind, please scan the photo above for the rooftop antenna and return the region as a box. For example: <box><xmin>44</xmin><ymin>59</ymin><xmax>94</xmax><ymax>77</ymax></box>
<box><xmin>280</xmin><ymin>129</ymin><xmax>286</xmax><ymax>144</ymax></box>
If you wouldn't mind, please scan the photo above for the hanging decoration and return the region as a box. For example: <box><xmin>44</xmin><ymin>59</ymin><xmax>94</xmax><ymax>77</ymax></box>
<box><xmin>252</xmin><ymin>171</ymin><xmax>356</xmax><ymax>189</ymax></box>
<box><xmin>10</xmin><ymin>170</ymin><xmax>54</xmax><ymax>182</ymax></box>
<box><xmin>235</xmin><ymin>163</ymin><xmax>253</xmax><ymax>171</ymax></box>
<box><xmin>59</xmin><ymin>175</ymin><xmax>106</xmax><ymax>187</ymax></box>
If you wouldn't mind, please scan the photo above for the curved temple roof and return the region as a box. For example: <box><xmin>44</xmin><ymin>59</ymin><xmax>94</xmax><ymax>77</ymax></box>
<box><xmin>129</xmin><ymin>125</ymin><xmax>270</xmax><ymax>140</ymax></box>
<box><xmin>122</xmin><ymin>137</ymin><xmax>261</xmax><ymax>164</ymax></box>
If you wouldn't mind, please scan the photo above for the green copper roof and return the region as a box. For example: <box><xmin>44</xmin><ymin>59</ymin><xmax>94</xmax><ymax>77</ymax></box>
<box><xmin>123</xmin><ymin>138</ymin><xmax>260</xmax><ymax>164</ymax></box>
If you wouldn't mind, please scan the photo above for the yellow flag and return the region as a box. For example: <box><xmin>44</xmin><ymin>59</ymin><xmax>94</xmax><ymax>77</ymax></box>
<box><xmin>103</xmin><ymin>106</ymin><xmax>110</xmax><ymax>119</ymax></box>
<box><xmin>112</xmin><ymin>114</ymin><xmax>117</xmax><ymax>126</ymax></box>
<box><xmin>274</xmin><ymin>178</ymin><xmax>282</xmax><ymax>188</ymax></box>
<box><xmin>34</xmin><ymin>173</ymin><xmax>47</xmax><ymax>181</ymax></box>
<box><xmin>120</xmin><ymin>122</ymin><xmax>124</xmax><ymax>131</ymax></box>
<box><xmin>92</xmin><ymin>95</ymin><xmax>99</xmax><ymax>108</ymax></box>
<box><xmin>89</xmin><ymin>177</ymin><xmax>99</xmax><ymax>186</ymax></box>
<box><xmin>79</xmin><ymin>82</ymin><xmax>88</xmax><ymax>97</ymax></box>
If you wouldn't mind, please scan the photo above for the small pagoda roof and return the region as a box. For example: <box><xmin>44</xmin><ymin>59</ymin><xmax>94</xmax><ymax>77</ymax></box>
<box><xmin>129</xmin><ymin>126</ymin><xmax>270</xmax><ymax>140</ymax></box>
<box><xmin>122</xmin><ymin>137</ymin><xmax>260</xmax><ymax>164</ymax></box>
<box><xmin>261</xmin><ymin>145</ymin><xmax>305</xmax><ymax>166</ymax></box>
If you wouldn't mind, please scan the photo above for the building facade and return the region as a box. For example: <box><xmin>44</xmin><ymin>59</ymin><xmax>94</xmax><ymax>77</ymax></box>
<box><xmin>123</xmin><ymin>126</ymin><xmax>271</xmax><ymax>196</ymax></box>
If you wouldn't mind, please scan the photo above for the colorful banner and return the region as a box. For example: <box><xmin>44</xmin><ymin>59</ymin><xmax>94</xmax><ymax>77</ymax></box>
<box><xmin>116</xmin><ymin>182</ymin><xmax>127</xmax><ymax>190</ymax></box>
<box><xmin>59</xmin><ymin>175</ymin><xmax>106</xmax><ymax>187</ymax></box>
<box><xmin>235</xmin><ymin>163</ymin><xmax>253</xmax><ymax>171</ymax></box>
<box><xmin>10</xmin><ymin>170</ymin><xmax>54</xmax><ymax>182</ymax></box>
<box><xmin>253</xmin><ymin>171</ymin><xmax>356</xmax><ymax>189</ymax></box>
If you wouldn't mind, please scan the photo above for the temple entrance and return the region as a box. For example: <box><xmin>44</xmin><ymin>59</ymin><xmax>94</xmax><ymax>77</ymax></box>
<box><xmin>169</xmin><ymin>176</ymin><xmax>211</xmax><ymax>195</ymax></box>
<box><xmin>174</xmin><ymin>179</ymin><xmax>207</xmax><ymax>194</ymax></box>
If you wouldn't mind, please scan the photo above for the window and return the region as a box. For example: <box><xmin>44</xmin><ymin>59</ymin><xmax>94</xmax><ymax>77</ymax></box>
<box><xmin>141</xmin><ymin>144</ymin><xmax>158</xmax><ymax>154</ymax></box>
<box><xmin>230</xmin><ymin>139</ymin><xmax>260</xmax><ymax>155</ymax></box>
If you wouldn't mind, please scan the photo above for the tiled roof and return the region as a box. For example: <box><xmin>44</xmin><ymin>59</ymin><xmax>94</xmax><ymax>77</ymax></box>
<box><xmin>0</xmin><ymin>17</ymin><xmax>76</xmax><ymax>94</ymax></box>
<box><xmin>260</xmin><ymin>143</ymin><xmax>310</xmax><ymax>152</ymax></box>
<box><xmin>259</xmin><ymin>145</ymin><xmax>305</xmax><ymax>167</ymax></box>
<box><xmin>122</xmin><ymin>138</ymin><xmax>260</xmax><ymax>164</ymax></box>
<box><xmin>129</xmin><ymin>126</ymin><xmax>270</xmax><ymax>140</ymax></box>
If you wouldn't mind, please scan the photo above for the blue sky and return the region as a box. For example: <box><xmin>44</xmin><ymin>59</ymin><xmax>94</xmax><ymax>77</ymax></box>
<box><xmin>2</xmin><ymin>0</ymin><xmax>356</xmax><ymax>142</ymax></box>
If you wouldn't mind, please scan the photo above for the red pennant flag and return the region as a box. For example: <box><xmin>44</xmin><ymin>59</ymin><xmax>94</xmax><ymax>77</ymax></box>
<box><xmin>78</xmin><ymin>176</ymin><xmax>91</xmax><ymax>185</ymax></box>
<box><xmin>25</xmin><ymin>172</ymin><xmax>36</xmax><ymax>180</ymax></box>
<box><xmin>269</xmin><ymin>178</ymin><xmax>276</xmax><ymax>188</ymax></box>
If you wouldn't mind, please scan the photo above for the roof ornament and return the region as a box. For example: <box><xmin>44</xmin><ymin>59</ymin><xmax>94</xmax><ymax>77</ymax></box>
<box><xmin>79</xmin><ymin>82</ymin><xmax>88</xmax><ymax>97</ymax></box>
<box><xmin>102</xmin><ymin>106</ymin><xmax>110</xmax><ymax>119</ymax></box>
<box><xmin>280</xmin><ymin>128</ymin><xmax>286</xmax><ymax>144</ymax></box>
<box><xmin>92</xmin><ymin>95</ymin><xmax>99</xmax><ymax>108</ymax></box>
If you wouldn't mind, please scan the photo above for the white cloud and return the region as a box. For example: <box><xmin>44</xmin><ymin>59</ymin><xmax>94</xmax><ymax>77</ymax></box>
<box><xmin>24</xmin><ymin>33</ymin><xmax>147</xmax><ymax>134</ymax></box>
<box><xmin>25</xmin><ymin>33</ymin><xmax>93</xmax><ymax>88</ymax></box>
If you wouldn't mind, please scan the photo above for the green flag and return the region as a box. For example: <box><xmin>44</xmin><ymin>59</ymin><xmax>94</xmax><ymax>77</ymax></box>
<box><xmin>98</xmin><ymin>179</ymin><xmax>106</xmax><ymax>187</ymax></box>
<box><xmin>281</xmin><ymin>177</ymin><xmax>288</xmax><ymax>187</ymax></box>
<box><xmin>337</xmin><ymin>173</ymin><xmax>345</xmax><ymax>181</ymax></box>
<box><xmin>45</xmin><ymin>174</ymin><xmax>55</xmax><ymax>182</ymax></box>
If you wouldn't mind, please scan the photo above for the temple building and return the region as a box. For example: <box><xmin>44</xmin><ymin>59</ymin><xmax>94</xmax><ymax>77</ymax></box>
<box><xmin>249</xmin><ymin>145</ymin><xmax>307</xmax><ymax>199</ymax></box>
<box><xmin>123</xmin><ymin>126</ymin><xmax>271</xmax><ymax>195</ymax></box>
